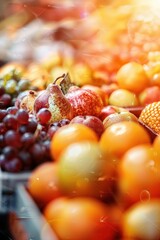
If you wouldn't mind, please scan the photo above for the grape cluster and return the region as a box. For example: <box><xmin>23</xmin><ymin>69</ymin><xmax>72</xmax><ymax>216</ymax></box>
<box><xmin>0</xmin><ymin>103</ymin><xmax>70</xmax><ymax>173</ymax></box>
<box><xmin>0</xmin><ymin>69</ymin><xmax>35</xmax><ymax>109</ymax></box>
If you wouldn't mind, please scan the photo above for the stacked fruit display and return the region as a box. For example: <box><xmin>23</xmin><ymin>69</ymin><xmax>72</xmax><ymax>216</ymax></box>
<box><xmin>1</xmin><ymin>50</ymin><xmax>160</xmax><ymax>240</ymax></box>
<box><xmin>1</xmin><ymin>0</ymin><xmax>160</xmax><ymax>239</ymax></box>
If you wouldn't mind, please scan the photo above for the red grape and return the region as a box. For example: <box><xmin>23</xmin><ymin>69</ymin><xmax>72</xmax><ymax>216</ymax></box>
<box><xmin>16</xmin><ymin>109</ymin><xmax>29</xmax><ymax>124</ymax></box>
<box><xmin>0</xmin><ymin>109</ymin><xmax>7</xmax><ymax>121</ymax></box>
<box><xmin>2</xmin><ymin>146</ymin><xmax>17</xmax><ymax>160</ymax></box>
<box><xmin>7</xmin><ymin>106</ymin><xmax>18</xmax><ymax>114</ymax></box>
<box><xmin>0</xmin><ymin>94</ymin><xmax>12</xmax><ymax>108</ymax></box>
<box><xmin>4</xmin><ymin>130</ymin><xmax>21</xmax><ymax>148</ymax></box>
<box><xmin>0</xmin><ymin>135</ymin><xmax>5</xmax><ymax>148</ymax></box>
<box><xmin>0</xmin><ymin>122</ymin><xmax>7</xmax><ymax>134</ymax></box>
<box><xmin>47</xmin><ymin>125</ymin><xmax>60</xmax><ymax>139</ymax></box>
<box><xmin>21</xmin><ymin>133</ymin><xmax>35</xmax><ymax>148</ymax></box>
<box><xmin>27</xmin><ymin>119</ymin><xmax>38</xmax><ymax>133</ymax></box>
<box><xmin>18</xmin><ymin>150</ymin><xmax>33</xmax><ymax>170</ymax></box>
<box><xmin>3</xmin><ymin>114</ymin><xmax>18</xmax><ymax>130</ymax></box>
<box><xmin>3</xmin><ymin>157</ymin><xmax>23</xmax><ymax>173</ymax></box>
<box><xmin>36</xmin><ymin>108</ymin><xmax>52</xmax><ymax>125</ymax></box>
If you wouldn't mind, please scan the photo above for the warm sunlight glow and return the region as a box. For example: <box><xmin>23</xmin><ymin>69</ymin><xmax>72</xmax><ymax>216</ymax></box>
<box><xmin>133</xmin><ymin>0</ymin><xmax>160</xmax><ymax>11</ymax></box>
<box><xmin>127</xmin><ymin>0</ymin><xmax>160</xmax><ymax>45</ymax></box>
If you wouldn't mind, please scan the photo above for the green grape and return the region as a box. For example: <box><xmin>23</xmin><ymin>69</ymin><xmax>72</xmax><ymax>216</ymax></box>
<box><xmin>0</xmin><ymin>80</ymin><xmax>5</xmax><ymax>87</ymax></box>
<box><xmin>3</xmin><ymin>71</ymin><xmax>14</xmax><ymax>82</ymax></box>
<box><xmin>2</xmin><ymin>69</ymin><xmax>22</xmax><ymax>82</ymax></box>
<box><xmin>12</xmin><ymin>69</ymin><xmax>23</xmax><ymax>81</ymax></box>
<box><xmin>5</xmin><ymin>79</ymin><xmax>17</xmax><ymax>94</ymax></box>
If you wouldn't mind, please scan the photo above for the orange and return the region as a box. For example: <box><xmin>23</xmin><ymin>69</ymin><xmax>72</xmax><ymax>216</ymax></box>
<box><xmin>116</xmin><ymin>62</ymin><xmax>150</xmax><ymax>94</ymax></box>
<box><xmin>153</xmin><ymin>135</ymin><xmax>160</xmax><ymax>154</ymax></box>
<box><xmin>99</xmin><ymin>121</ymin><xmax>151</xmax><ymax>158</ymax></box>
<box><xmin>50</xmin><ymin>123</ymin><xmax>98</xmax><ymax>161</ymax></box>
<box><xmin>27</xmin><ymin>162</ymin><xmax>62</xmax><ymax>207</ymax></box>
<box><xmin>122</xmin><ymin>200</ymin><xmax>160</xmax><ymax>240</ymax></box>
<box><xmin>118</xmin><ymin>144</ymin><xmax>160</xmax><ymax>206</ymax></box>
<box><xmin>44</xmin><ymin>197</ymin><xmax>120</xmax><ymax>240</ymax></box>
<box><xmin>57</xmin><ymin>141</ymin><xmax>117</xmax><ymax>200</ymax></box>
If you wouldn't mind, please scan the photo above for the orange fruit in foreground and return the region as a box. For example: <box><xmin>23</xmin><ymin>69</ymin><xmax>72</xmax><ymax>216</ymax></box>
<box><xmin>122</xmin><ymin>200</ymin><xmax>160</xmax><ymax>240</ymax></box>
<box><xmin>116</xmin><ymin>62</ymin><xmax>150</xmax><ymax>94</ymax></box>
<box><xmin>139</xmin><ymin>101</ymin><xmax>160</xmax><ymax>135</ymax></box>
<box><xmin>153</xmin><ymin>135</ymin><xmax>160</xmax><ymax>154</ymax></box>
<box><xmin>50</xmin><ymin>123</ymin><xmax>98</xmax><ymax>161</ymax></box>
<box><xmin>118</xmin><ymin>144</ymin><xmax>160</xmax><ymax>206</ymax></box>
<box><xmin>44</xmin><ymin>197</ymin><xmax>120</xmax><ymax>240</ymax></box>
<box><xmin>28</xmin><ymin>162</ymin><xmax>62</xmax><ymax>207</ymax></box>
<box><xmin>99</xmin><ymin>121</ymin><xmax>151</xmax><ymax>158</ymax></box>
<box><xmin>57</xmin><ymin>141</ymin><xmax>117</xmax><ymax>200</ymax></box>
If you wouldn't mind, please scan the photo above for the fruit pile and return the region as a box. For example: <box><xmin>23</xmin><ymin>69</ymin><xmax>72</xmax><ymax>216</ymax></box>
<box><xmin>1</xmin><ymin>0</ymin><xmax>160</xmax><ymax>239</ymax></box>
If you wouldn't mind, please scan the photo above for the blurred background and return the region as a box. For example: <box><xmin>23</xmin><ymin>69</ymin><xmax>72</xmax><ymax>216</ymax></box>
<box><xmin>0</xmin><ymin>0</ymin><xmax>160</xmax><ymax>77</ymax></box>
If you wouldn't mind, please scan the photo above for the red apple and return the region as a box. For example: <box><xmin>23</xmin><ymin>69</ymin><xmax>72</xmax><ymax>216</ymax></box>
<box><xmin>65</xmin><ymin>86</ymin><xmax>103</xmax><ymax>118</ymax></box>
<box><xmin>139</xmin><ymin>86</ymin><xmax>160</xmax><ymax>106</ymax></box>
<box><xmin>99</xmin><ymin>105</ymin><xmax>128</xmax><ymax>121</ymax></box>
<box><xmin>70</xmin><ymin>115</ymin><xmax>104</xmax><ymax>138</ymax></box>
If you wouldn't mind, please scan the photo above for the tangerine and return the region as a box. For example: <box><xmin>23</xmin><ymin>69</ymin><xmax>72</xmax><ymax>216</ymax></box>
<box><xmin>99</xmin><ymin>121</ymin><xmax>151</xmax><ymax>158</ymax></box>
<box><xmin>50</xmin><ymin>123</ymin><xmax>98</xmax><ymax>161</ymax></box>
<box><xmin>28</xmin><ymin>162</ymin><xmax>62</xmax><ymax>207</ymax></box>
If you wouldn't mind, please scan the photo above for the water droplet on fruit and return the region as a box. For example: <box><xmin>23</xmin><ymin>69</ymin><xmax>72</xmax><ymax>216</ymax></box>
<box><xmin>140</xmin><ymin>190</ymin><xmax>150</xmax><ymax>202</ymax></box>
<box><xmin>100</xmin><ymin>215</ymin><xmax>108</xmax><ymax>223</ymax></box>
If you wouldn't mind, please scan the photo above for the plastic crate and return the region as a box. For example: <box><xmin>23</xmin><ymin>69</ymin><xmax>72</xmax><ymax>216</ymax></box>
<box><xmin>14</xmin><ymin>184</ymin><xmax>58</xmax><ymax>240</ymax></box>
<box><xmin>0</xmin><ymin>170</ymin><xmax>30</xmax><ymax>211</ymax></box>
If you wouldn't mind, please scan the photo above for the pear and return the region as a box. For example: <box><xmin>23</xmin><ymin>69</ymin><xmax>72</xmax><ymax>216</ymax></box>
<box><xmin>34</xmin><ymin>83</ymin><xmax>73</xmax><ymax>123</ymax></box>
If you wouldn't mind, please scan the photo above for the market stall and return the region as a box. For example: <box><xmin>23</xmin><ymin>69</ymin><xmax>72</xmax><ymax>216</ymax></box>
<box><xmin>1</xmin><ymin>0</ymin><xmax>160</xmax><ymax>239</ymax></box>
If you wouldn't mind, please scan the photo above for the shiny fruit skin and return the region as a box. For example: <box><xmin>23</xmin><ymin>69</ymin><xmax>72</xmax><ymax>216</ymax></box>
<box><xmin>57</xmin><ymin>141</ymin><xmax>117</xmax><ymax>200</ymax></box>
<box><xmin>118</xmin><ymin>144</ymin><xmax>160</xmax><ymax>206</ymax></box>
<box><xmin>82</xmin><ymin>84</ymin><xmax>108</xmax><ymax>106</ymax></box>
<box><xmin>99</xmin><ymin>105</ymin><xmax>128</xmax><ymax>121</ymax></box>
<box><xmin>109</xmin><ymin>89</ymin><xmax>139</xmax><ymax>107</ymax></box>
<box><xmin>99</xmin><ymin>121</ymin><xmax>151</xmax><ymax>158</ymax></box>
<box><xmin>116</xmin><ymin>62</ymin><xmax>150</xmax><ymax>94</ymax></box>
<box><xmin>28</xmin><ymin>162</ymin><xmax>62</xmax><ymax>207</ymax></box>
<box><xmin>34</xmin><ymin>84</ymin><xmax>73</xmax><ymax>123</ymax></box>
<box><xmin>50</xmin><ymin>123</ymin><xmax>98</xmax><ymax>161</ymax></box>
<box><xmin>70</xmin><ymin>115</ymin><xmax>104</xmax><ymax>138</ymax></box>
<box><xmin>139</xmin><ymin>86</ymin><xmax>160</xmax><ymax>106</ymax></box>
<box><xmin>122</xmin><ymin>200</ymin><xmax>160</xmax><ymax>240</ymax></box>
<box><xmin>153</xmin><ymin>135</ymin><xmax>160</xmax><ymax>155</ymax></box>
<box><xmin>44</xmin><ymin>197</ymin><xmax>120</xmax><ymax>240</ymax></box>
<box><xmin>103</xmin><ymin>111</ymin><xmax>138</xmax><ymax>129</ymax></box>
<box><xmin>65</xmin><ymin>86</ymin><xmax>103</xmax><ymax>117</ymax></box>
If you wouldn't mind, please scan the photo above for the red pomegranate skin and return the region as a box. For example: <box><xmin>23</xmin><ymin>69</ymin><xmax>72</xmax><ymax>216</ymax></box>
<box><xmin>66</xmin><ymin>86</ymin><xmax>103</xmax><ymax>117</ymax></box>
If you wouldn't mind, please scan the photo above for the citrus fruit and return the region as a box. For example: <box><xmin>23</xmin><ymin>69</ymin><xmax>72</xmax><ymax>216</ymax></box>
<box><xmin>50</xmin><ymin>123</ymin><xmax>98</xmax><ymax>161</ymax></box>
<box><xmin>118</xmin><ymin>144</ymin><xmax>160</xmax><ymax>206</ymax></box>
<box><xmin>122</xmin><ymin>200</ymin><xmax>160</xmax><ymax>240</ymax></box>
<box><xmin>28</xmin><ymin>162</ymin><xmax>62</xmax><ymax>206</ymax></box>
<box><xmin>44</xmin><ymin>197</ymin><xmax>120</xmax><ymax>240</ymax></box>
<box><xmin>99</xmin><ymin>121</ymin><xmax>151</xmax><ymax>158</ymax></box>
<box><xmin>116</xmin><ymin>62</ymin><xmax>150</xmax><ymax>94</ymax></box>
<box><xmin>57</xmin><ymin>141</ymin><xmax>117</xmax><ymax>200</ymax></box>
